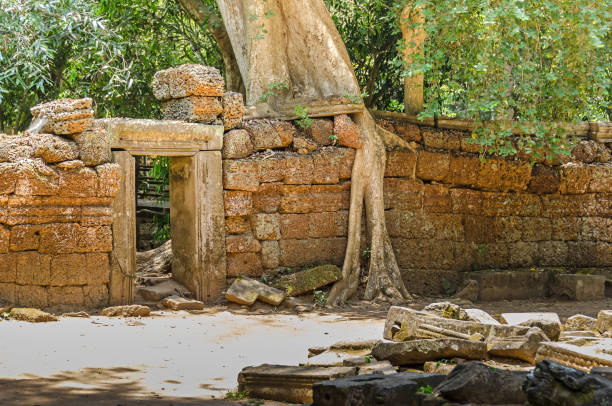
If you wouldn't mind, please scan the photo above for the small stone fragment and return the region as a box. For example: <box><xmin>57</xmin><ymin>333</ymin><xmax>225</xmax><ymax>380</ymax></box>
<box><xmin>565</xmin><ymin>314</ymin><xmax>598</xmax><ymax>332</ymax></box>
<box><xmin>222</xmin><ymin>92</ymin><xmax>244</xmax><ymax>130</ymax></box>
<box><xmin>597</xmin><ymin>310</ymin><xmax>612</xmax><ymax>334</ymax></box>
<box><xmin>137</xmin><ymin>279</ymin><xmax>191</xmax><ymax>302</ymax></box>
<box><xmin>293</xmin><ymin>136</ymin><xmax>318</xmax><ymax>154</ymax></box>
<box><xmin>225</xmin><ymin>276</ymin><xmax>285</xmax><ymax>306</ymax></box>
<box><xmin>423</xmin><ymin>302</ymin><xmax>467</xmax><ymax>320</ymax></box>
<box><xmin>152</xmin><ymin>64</ymin><xmax>224</xmax><ymax>100</ymax></box>
<box><xmin>162</xmin><ymin>96</ymin><xmax>222</xmax><ymax>123</ymax></box>
<box><xmin>161</xmin><ymin>295</ymin><xmax>205</xmax><ymax>311</ymax></box>
<box><xmin>62</xmin><ymin>311</ymin><xmax>90</xmax><ymax>318</ymax></box>
<box><xmin>357</xmin><ymin>360</ymin><xmax>396</xmax><ymax>375</ymax></box>
<box><xmin>100</xmin><ymin>305</ymin><xmax>150</xmax><ymax>317</ymax></box>
<box><xmin>272</xmin><ymin>264</ymin><xmax>342</xmax><ymax>296</ymax></box>
<box><xmin>423</xmin><ymin>361</ymin><xmax>456</xmax><ymax>375</ymax></box>
<box><xmin>333</xmin><ymin>114</ymin><xmax>363</xmax><ymax>149</ymax></box>
<box><xmin>9</xmin><ymin>308</ymin><xmax>57</xmax><ymax>323</ymax></box>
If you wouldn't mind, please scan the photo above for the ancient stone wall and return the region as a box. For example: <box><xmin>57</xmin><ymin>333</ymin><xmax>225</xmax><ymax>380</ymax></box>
<box><xmin>222</xmin><ymin>115</ymin><xmax>612</xmax><ymax>290</ymax></box>
<box><xmin>0</xmin><ymin>99</ymin><xmax>120</xmax><ymax>309</ymax></box>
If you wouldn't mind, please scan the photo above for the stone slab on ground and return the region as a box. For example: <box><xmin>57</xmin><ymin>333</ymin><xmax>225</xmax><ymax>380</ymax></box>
<box><xmin>435</xmin><ymin>362</ymin><xmax>528</xmax><ymax>405</ymax></box>
<box><xmin>225</xmin><ymin>276</ymin><xmax>285</xmax><ymax>306</ymax></box>
<box><xmin>272</xmin><ymin>264</ymin><xmax>342</xmax><ymax>296</ymax></box>
<box><xmin>464</xmin><ymin>308</ymin><xmax>500</xmax><ymax>325</ymax></box>
<box><xmin>500</xmin><ymin>312</ymin><xmax>561</xmax><ymax>341</ymax></box>
<box><xmin>137</xmin><ymin>279</ymin><xmax>192</xmax><ymax>302</ymax></box>
<box><xmin>371</xmin><ymin>338</ymin><xmax>487</xmax><ymax>365</ymax></box>
<box><xmin>312</xmin><ymin>372</ymin><xmax>445</xmax><ymax>406</ymax></box>
<box><xmin>487</xmin><ymin>328</ymin><xmax>550</xmax><ymax>364</ymax></box>
<box><xmin>535</xmin><ymin>339</ymin><xmax>612</xmax><ymax>371</ymax></box>
<box><xmin>9</xmin><ymin>308</ymin><xmax>57</xmax><ymax>322</ymax></box>
<box><xmin>161</xmin><ymin>295</ymin><xmax>204</xmax><ymax>311</ymax></box>
<box><xmin>237</xmin><ymin>364</ymin><xmax>356</xmax><ymax>404</ymax></box>
<box><xmin>100</xmin><ymin>305</ymin><xmax>150</xmax><ymax>317</ymax></box>
<box><xmin>551</xmin><ymin>274</ymin><xmax>606</xmax><ymax>300</ymax></box>
<box><xmin>597</xmin><ymin>310</ymin><xmax>612</xmax><ymax>334</ymax></box>
<box><xmin>565</xmin><ymin>314</ymin><xmax>598</xmax><ymax>332</ymax></box>
<box><xmin>152</xmin><ymin>65</ymin><xmax>224</xmax><ymax>100</ymax></box>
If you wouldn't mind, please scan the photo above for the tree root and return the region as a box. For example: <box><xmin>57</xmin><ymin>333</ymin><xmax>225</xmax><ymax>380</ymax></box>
<box><xmin>328</xmin><ymin>112</ymin><xmax>411</xmax><ymax>306</ymax></box>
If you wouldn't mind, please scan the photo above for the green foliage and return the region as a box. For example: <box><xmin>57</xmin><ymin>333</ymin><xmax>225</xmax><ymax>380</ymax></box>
<box><xmin>294</xmin><ymin>105</ymin><xmax>313</xmax><ymax>129</ymax></box>
<box><xmin>148</xmin><ymin>156</ymin><xmax>170</xmax><ymax>245</ymax></box>
<box><xmin>400</xmin><ymin>0</ymin><xmax>611</xmax><ymax>159</ymax></box>
<box><xmin>258</xmin><ymin>81</ymin><xmax>289</xmax><ymax>103</ymax></box>
<box><xmin>416</xmin><ymin>385</ymin><xmax>434</xmax><ymax>394</ymax></box>
<box><xmin>224</xmin><ymin>390</ymin><xmax>249</xmax><ymax>400</ymax></box>
<box><xmin>0</xmin><ymin>0</ymin><xmax>129</xmax><ymax>132</ymax></box>
<box><xmin>313</xmin><ymin>289</ymin><xmax>328</xmax><ymax>307</ymax></box>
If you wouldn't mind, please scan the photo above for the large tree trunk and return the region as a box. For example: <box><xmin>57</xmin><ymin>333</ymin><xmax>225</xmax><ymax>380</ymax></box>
<box><xmin>216</xmin><ymin>0</ymin><xmax>410</xmax><ymax>304</ymax></box>
<box><xmin>178</xmin><ymin>0</ymin><xmax>245</xmax><ymax>94</ymax></box>
<box><xmin>400</xmin><ymin>3</ymin><xmax>426</xmax><ymax>115</ymax></box>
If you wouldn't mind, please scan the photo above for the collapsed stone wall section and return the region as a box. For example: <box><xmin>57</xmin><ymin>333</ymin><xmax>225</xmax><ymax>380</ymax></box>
<box><xmin>0</xmin><ymin>98</ymin><xmax>120</xmax><ymax>308</ymax></box>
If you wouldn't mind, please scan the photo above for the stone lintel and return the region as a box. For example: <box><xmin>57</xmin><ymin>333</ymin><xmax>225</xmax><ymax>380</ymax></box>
<box><xmin>101</xmin><ymin>118</ymin><xmax>223</xmax><ymax>152</ymax></box>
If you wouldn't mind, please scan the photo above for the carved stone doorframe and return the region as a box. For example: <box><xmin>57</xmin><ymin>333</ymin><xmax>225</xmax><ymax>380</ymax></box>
<box><xmin>106</xmin><ymin>119</ymin><xmax>226</xmax><ymax>305</ymax></box>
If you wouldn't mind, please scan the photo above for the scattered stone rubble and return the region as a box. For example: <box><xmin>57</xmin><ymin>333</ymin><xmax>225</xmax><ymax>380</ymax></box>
<box><xmin>235</xmin><ymin>302</ymin><xmax>612</xmax><ymax>404</ymax></box>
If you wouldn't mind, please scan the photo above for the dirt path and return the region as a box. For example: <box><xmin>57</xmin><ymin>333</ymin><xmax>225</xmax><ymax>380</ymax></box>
<box><xmin>0</xmin><ymin>297</ymin><xmax>609</xmax><ymax>405</ymax></box>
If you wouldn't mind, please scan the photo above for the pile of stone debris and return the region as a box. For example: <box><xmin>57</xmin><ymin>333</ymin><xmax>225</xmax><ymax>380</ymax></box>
<box><xmin>236</xmin><ymin>302</ymin><xmax>612</xmax><ymax>405</ymax></box>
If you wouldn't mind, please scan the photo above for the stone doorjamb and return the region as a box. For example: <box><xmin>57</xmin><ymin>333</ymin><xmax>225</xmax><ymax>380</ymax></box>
<box><xmin>105</xmin><ymin>119</ymin><xmax>226</xmax><ymax>304</ymax></box>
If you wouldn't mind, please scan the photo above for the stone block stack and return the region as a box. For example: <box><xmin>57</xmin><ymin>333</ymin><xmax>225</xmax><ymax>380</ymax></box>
<box><xmin>0</xmin><ymin>98</ymin><xmax>120</xmax><ymax>309</ymax></box>
<box><xmin>152</xmin><ymin>64</ymin><xmax>243</xmax><ymax>130</ymax></box>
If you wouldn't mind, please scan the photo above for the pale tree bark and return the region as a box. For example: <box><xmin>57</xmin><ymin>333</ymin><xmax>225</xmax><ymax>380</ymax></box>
<box><xmin>177</xmin><ymin>0</ymin><xmax>245</xmax><ymax>94</ymax></box>
<box><xmin>400</xmin><ymin>3</ymin><xmax>426</xmax><ymax>115</ymax></box>
<box><xmin>216</xmin><ymin>0</ymin><xmax>411</xmax><ymax>304</ymax></box>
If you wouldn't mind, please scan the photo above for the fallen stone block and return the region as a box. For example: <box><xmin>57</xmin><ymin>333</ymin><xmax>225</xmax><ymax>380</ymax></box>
<box><xmin>100</xmin><ymin>305</ymin><xmax>150</xmax><ymax>317</ymax></box>
<box><xmin>152</xmin><ymin>64</ymin><xmax>224</xmax><ymax>100</ymax></box>
<box><xmin>272</xmin><ymin>264</ymin><xmax>342</xmax><ymax>296</ymax></box>
<box><xmin>238</xmin><ymin>364</ymin><xmax>356</xmax><ymax>404</ymax></box>
<box><xmin>464</xmin><ymin>308</ymin><xmax>500</xmax><ymax>325</ymax></box>
<box><xmin>597</xmin><ymin>310</ymin><xmax>612</xmax><ymax>334</ymax></box>
<box><xmin>487</xmin><ymin>327</ymin><xmax>550</xmax><ymax>364</ymax></box>
<box><xmin>9</xmin><ymin>308</ymin><xmax>57</xmax><ymax>322</ymax></box>
<box><xmin>308</xmin><ymin>339</ymin><xmax>382</xmax><ymax>358</ymax></box>
<box><xmin>137</xmin><ymin>279</ymin><xmax>191</xmax><ymax>302</ymax></box>
<box><xmin>565</xmin><ymin>314</ymin><xmax>598</xmax><ymax>332</ymax></box>
<box><xmin>384</xmin><ymin>306</ymin><xmax>498</xmax><ymax>342</ymax></box>
<box><xmin>500</xmin><ymin>312</ymin><xmax>561</xmax><ymax>341</ymax></box>
<box><xmin>435</xmin><ymin>361</ymin><xmax>528</xmax><ymax>405</ymax></box>
<box><xmin>225</xmin><ymin>276</ymin><xmax>285</xmax><ymax>306</ymax></box>
<box><xmin>551</xmin><ymin>273</ymin><xmax>606</xmax><ymax>300</ymax></box>
<box><xmin>61</xmin><ymin>311</ymin><xmax>90</xmax><ymax>318</ymax></box>
<box><xmin>560</xmin><ymin>330</ymin><xmax>599</xmax><ymax>340</ymax></box>
<box><xmin>372</xmin><ymin>338</ymin><xmax>487</xmax><ymax>366</ymax></box>
<box><xmin>312</xmin><ymin>372</ymin><xmax>445</xmax><ymax>406</ymax></box>
<box><xmin>161</xmin><ymin>295</ymin><xmax>204</xmax><ymax>311</ymax></box>
<box><xmin>358</xmin><ymin>360</ymin><xmax>397</xmax><ymax>375</ymax></box>
<box><xmin>524</xmin><ymin>360</ymin><xmax>612</xmax><ymax>406</ymax></box>
<box><xmin>535</xmin><ymin>339</ymin><xmax>612</xmax><ymax>371</ymax></box>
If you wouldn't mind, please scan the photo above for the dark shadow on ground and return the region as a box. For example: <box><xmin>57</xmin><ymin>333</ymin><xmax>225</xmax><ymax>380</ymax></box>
<box><xmin>0</xmin><ymin>367</ymin><xmax>240</xmax><ymax>406</ymax></box>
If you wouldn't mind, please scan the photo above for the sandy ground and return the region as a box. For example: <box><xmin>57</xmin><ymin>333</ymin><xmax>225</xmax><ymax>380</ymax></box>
<box><xmin>0</xmin><ymin>297</ymin><xmax>610</xmax><ymax>405</ymax></box>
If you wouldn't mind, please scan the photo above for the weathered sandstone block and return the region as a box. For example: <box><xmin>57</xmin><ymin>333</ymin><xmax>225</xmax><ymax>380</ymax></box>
<box><xmin>95</xmin><ymin>163</ymin><xmax>121</xmax><ymax>197</ymax></box>
<box><xmin>225</xmin><ymin>235</ymin><xmax>261</xmax><ymax>253</ymax></box>
<box><xmin>293</xmin><ymin>136</ymin><xmax>318</xmax><ymax>155</ymax></box>
<box><xmin>284</xmin><ymin>155</ymin><xmax>314</xmax><ymax>184</ymax></box>
<box><xmin>58</xmin><ymin>167</ymin><xmax>98</xmax><ymax>197</ymax></box>
<box><xmin>597</xmin><ymin>310</ymin><xmax>612</xmax><ymax>334</ymax></box>
<box><xmin>30</xmin><ymin>133</ymin><xmax>79</xmax><ymax>163</ymax></box>
<box><xmin>565</xmin><ymin>314</ymin><xmax>598</xmax><ymax>332</ymax></box>
<box><xmin>416</xmin><ymin>151</ymin><xmax>450</xmax><ymax>182</ymax></box>
<box><xmin>222</xmin><ymin>129</ymin><xmax>253</xmax><ymax>159</ymax></box>
<box><xmin>559</xmin><ymin>163</ymin><xmax>591</xmax><ymax>194</ymax></box>
<box><xmin>222</xmin><ymin>92</ymin><xmax>244</xmax><ymax>130</ymax></box>
<box><xmin>422</xmin><ymin>128</ymin><xmax>461</xmax><ymax>150</ymax></box>
<box><xmin>31</xmin><ymin>98</ymin><xmax>94</xmax><ymax>136</ymax></box>
<box><xmin>100</xmin><ymin>305</ymin><xmax>150</xmax><ymax>317</ymax></box>
<box><xmin>550</xmin><ymin>274</ymin><xmax>606</xmax><ymax>301</ymax></box>
<box><xmin>38</xmin><ymin>224</ymin><xmax>112</xmax><ymax>253</ymax></box>
<box><xmin>272</xmin><ymin>264</ymin><xmax>342</xmax><ymax>296</ymax></box>
<box><xmin>270</xmin><ymin>121</ymin><xmax>294</xmax><ymax>147</ymax></box>
<box><xmin>226</xmin><ymin>252</ymin><xmax>262</xmax><ymax>277</ymax></box>
<box><xmin>333</xmin><ymin>114</ymin><xmax>362</xmax><ymax>149</ymax></box>
<box><xmin>152</xmin><ymin>65</ymin><xmax>224</xmax><ymax>100</ymax></box>
<box><xmin>225</xmin><ymin>216</ymin><xmax>251</xmax><ymax>234</ymax></box>
<box><xmin>224</xmin><ymin>190</ymin><xmax>253</xmax><ymax>216</ymax></box>
<box><xmin>372</xmin><ymin>338</ymin><xmax>487</xmax><ymax>365</ymax></box>
<box><xmin>251</xmin><ymin>213</ymin><xmax>280</xmax><ymax>240</ymax></box>
<box><xmin>385</xmin><ymin>150</ymin><xmax>417</xmax><ymax>178</ymax></box>
<box><xmin>72</xmin><ymin>128</ymin><xmax>113</xmax><ymax>166</ymax></box>
<box><xmin>253</xmin><ymin>182</ymin><xmax>282</xmax><ymax>213</ymax></box>
<box><xmin>162</xmin><ymin>96</ymin><xmax>222</xmax><ymax>123</ymax></box>
<box><xmin>260</xmin><ymin>240</ymin><xmax>280</xmax><ymax>269</ymax></box>
<box><xmin>225</xmin><ymin>276</ymin><xmax>285</xmax><ymax>305</ymax></box>
<box><xmin>245</xmin><ymin>120</ymin><xmax>283</xmax><ymax>150</ymax></box>
<box><xmin>223</xmin><ymin>159</ymin><xmax>259</xmax><ymax>191</ymax></box>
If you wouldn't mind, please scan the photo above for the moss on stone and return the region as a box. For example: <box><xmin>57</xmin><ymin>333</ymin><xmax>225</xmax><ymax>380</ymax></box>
<box><xmin>272</xmin><ymin>264</ymin><xmax>342</xmax><ymax>296</ymax></box>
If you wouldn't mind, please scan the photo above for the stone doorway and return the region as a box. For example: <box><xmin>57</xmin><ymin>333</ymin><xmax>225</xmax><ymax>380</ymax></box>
<box><xmin>105</xmin><ymin>119</ymin><xmax>226</xmax><ymax>305</ymax></box>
